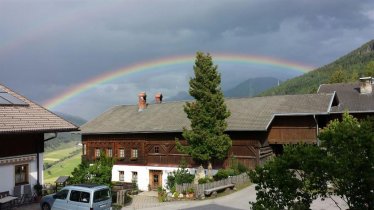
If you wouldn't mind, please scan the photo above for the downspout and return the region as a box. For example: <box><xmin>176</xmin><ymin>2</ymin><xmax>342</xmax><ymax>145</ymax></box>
<box><xmin>37</xmin><ymin>133</ymin><xmax>58</xmax><ymax>185</ymax></box>
<box><xmin>313</xmin><ymin>115</ymin><xmax>319</xmax><ymax>146</ymax></box>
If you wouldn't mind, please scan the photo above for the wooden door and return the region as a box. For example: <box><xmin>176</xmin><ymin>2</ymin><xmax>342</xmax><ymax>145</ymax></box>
<box><xmin>149</xmin><ymin>170</ymin><xmax>162</xmax><ymax>190</ymax></box>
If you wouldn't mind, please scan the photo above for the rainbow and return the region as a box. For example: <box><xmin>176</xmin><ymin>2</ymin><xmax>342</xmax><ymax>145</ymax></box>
<box><xmin>43</xmin><ymin>53</ymin><xmax>315</xmax><ymax>110</ymax></box>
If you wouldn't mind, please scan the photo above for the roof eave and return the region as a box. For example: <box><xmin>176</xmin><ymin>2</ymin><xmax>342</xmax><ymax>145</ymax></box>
<box><xmin>0</xmin><ymin>127</ymin><xmax>79</xmax><ymax>134</ymax></box>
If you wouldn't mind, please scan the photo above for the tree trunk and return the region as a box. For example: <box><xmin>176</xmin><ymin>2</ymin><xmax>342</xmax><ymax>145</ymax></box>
<box><xmin>207</xmin><ymin>161</ymin><xmax>213</xmax><ymax>178</ymax></box>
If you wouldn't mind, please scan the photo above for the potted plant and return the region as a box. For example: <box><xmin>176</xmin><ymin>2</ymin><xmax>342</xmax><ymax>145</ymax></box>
<box><xmin>187</xmin><ymin>188</ymin><xmax>194</xmax><ymax>199</ymax></box>
<box><xmin>33</xmin><ymin>183</ymin><xmax>43</xmax><ymax>202</ymax></box>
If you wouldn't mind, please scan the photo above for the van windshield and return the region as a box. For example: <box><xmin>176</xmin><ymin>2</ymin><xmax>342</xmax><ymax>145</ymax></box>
<box><xmin>93</xmin><ymin>189</ymin><xmax>110</xmax><ymax>203</ymax></box>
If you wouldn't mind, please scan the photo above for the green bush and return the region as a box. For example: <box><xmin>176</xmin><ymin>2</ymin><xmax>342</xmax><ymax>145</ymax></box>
<box><xmin>173</xmin><ymin>191</ymin><xmax>179</xmax><ymax>198</ymax></box>
<box><xmin>157</xmin><ymin>187</ymin><xmax>167</xmax><ymax>202</ymax></box>
<box><xmin>166</xmin><ymin>174</ymin><xmax>175</xmax><ymax>190</ymax></box>
<box><xmin>213</xmin><ymin>168</ymin><xmax>236</xmax><ymax>181</ymax></box>
<box><xmin>174</xmin><ymin>168</ymin><xmax>194</xmax><ymax>185</ymax></box>
<box><xmin>187</xmin><ymin>188</ymin><xmax>194</xmax><ymax>193</ymax></box>
<box><xmin>198</xmin><ymin>177</ymin><xmax>213</xmax><ymax>184</ymax></box>
<box><xmin>170</xmin><ymin>185</ymin><xmax>176</xmax><ymax>193</ymax></box>
<box><xmin>236</xmin><ymin>162</ymin><xmax>249</xmax><ymax>173</ymax></box>
<box><xmin>166</xmin><ymin>163</ymin><xmax>194</xmax><ymax>191</ymax></box>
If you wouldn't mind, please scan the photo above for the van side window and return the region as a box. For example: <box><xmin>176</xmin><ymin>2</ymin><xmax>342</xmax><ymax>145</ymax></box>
<box><xmin>55</xmin><ymin>189</ymin><xmax>69</xmax><ymax>200</ymax></box>
<box><xmin>93</xmin><ymin>189</ymin><xmax>110</xmax><ymax>203</ymax></box>
<box><xmin>70</xmin><ymin>190</ymin><xmax>90</xmax><ymax>203</ymax></box>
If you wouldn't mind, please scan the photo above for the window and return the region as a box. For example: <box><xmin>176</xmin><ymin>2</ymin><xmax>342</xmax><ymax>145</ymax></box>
<box><xmin>83</xmin><ymin>144</ymin><xmax>86</xmax><ymax>155</ymax></box>
<box><xmin>119</xmin><ymin>171</ymin><xmax>124</xmax><ymax>181</ymax></box>
<box><xmin>15</xmin><ymin>164</ymin><xmax>28</xmax><ymax>185</ymax></box>
<box><xmin>131</xmin><ymin>149</ymin><xmax>138</xmax><ymax>159</ymax></box>
<box><xmin>119</xmin><ymin>148</ymin><xmax>125</xmax><ymax>158</ymax></box>
<box><xmin>107</xmin><ymin>148</ymin><xmax>112</xmax><ymax>157</ymax></box>
<box><xmin>154</xmin><ymin>146</ymin><xmax>159</xmax><ymax>153</ymax></box>
<box><xmin>93</xmin><ymin>189</ymin><xmax>110</xmax><ymax>203</ymax></box>
<box><xmin>70</xmin><ymin>190</ymin><xmax>90</xmax><ymax>203</ymax></box>
<box><xmin>95</xmin><ymin>148</ymin><xmax>100</xmax><ymax>158</ymax></box>
<box><xmin>55</xmin><ymin>189</ymin><xmax>69</xmax><ymax>200</ymax></box>
<box><xmin>132</xmin><ymin>172</ymin><xmax>138</xmax><ymax>182</ymax></box>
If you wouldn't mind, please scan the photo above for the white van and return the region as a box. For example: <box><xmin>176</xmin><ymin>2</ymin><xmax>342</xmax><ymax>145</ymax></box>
<box><xmin>40</xmin><ymin>184</ymin><xmax>112</xmax><ymax>210</ymax></box>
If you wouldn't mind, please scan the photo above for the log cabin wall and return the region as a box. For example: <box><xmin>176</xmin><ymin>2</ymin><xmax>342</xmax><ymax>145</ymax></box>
<box><xmin>267</xmin><ymin>116</ymin><xmax>318</xmax><ymax>144</ymax></box>
<box><xmin>224</xmin><ymin>131</ymin><xmax>271</xmax><ymax>169</ymax></box>
<box><xmin>82</xmin><ymin>131</ymin><xmax>266</xmax><ymax>169</ymax></box>
<box><xmin>0</xmin><ymin>133</ymin><xmax>44</xmax><ymax>158</ymax></box>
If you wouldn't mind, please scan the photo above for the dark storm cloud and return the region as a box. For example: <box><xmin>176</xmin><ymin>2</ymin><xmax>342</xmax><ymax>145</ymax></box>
<box><xmin>0</xmin><ymin>0</ymin><xmax>373</xmax><ymax>119</ymax></box>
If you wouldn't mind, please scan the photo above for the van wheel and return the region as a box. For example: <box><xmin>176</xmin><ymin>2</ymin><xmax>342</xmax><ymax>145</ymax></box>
<box><xmin>42</xmin><ymin>203</ymin><xmax>51</xmax><ymax>210</ymax></box>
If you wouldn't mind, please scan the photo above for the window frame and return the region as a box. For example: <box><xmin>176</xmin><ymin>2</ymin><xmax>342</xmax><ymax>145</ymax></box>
<box><xmin>15</xmin><ymin>164</ymin><xmax>28</xmax><ymax>185</ymax></box>
<box><xmin>119</xmin><ymin>148</ymin><xmax>125</xmax><ymax>159</ymax></box>
<box><xmin>107</xmin><ymin>148</ymin><xmax>113</xmax><ymax>157</ymax></box>
<box><xmin>119</xmin><ymin>171</ymin><xmax>124</xmax><ymax>182</ymax></box>
<box><xmin>154</xmin><ymin>146</ymin><xmax>159</xmax><ymax>153</ymax></box>
<box><xmin>131</xmin><ymin>148</ymin><xmax>138</xmax><ymax>160</ymax></box>
<box><xmin>95</xmin><ymin>148</ymin><xmax>100</xmax><ymax>158</ymax></box>
<box><xmin>83</xmin><ymin>144</ymin><xmax>86</xmax><ymax>155</ymax></box>
<box><xmin>132</xmin><ymin>171</ymin><xmax>138</xmax><ymax>182</ymax></box>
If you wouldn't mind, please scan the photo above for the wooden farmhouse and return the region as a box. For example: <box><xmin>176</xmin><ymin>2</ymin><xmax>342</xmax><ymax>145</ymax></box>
<box><xmin>81</xmin><ymin>92</ymin><xmax>338</xmax><ymax>191</ymax></box>
<box><xmin>0</xmin><ymin>84</ymin><xmax>78</xmax><ymax>194</ymax></box>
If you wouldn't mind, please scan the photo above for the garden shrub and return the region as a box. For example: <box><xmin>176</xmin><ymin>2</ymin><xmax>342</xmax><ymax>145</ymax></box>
<box><xmin>198</xmin><ymin>177</ymin><xmax>213</xmax><ymax>184</ymax></box>
<box><xmin>214</xmin><ymin>168</ymin><xmax>236</xmax><ymax>181</ymax></box>
<box><xmin>236</xmin><ymin>162</ymin><xmax>249</xmax><ymax>173</ymax></box>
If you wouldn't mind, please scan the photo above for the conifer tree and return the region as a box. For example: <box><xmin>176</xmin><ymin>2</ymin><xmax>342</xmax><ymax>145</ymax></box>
<box><xmin>177</xmin><ymin>52</ymin><xmax>231</xmax><ymax>176</ymax></box>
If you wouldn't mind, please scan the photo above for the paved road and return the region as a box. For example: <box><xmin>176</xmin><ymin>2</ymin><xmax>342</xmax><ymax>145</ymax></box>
<box><xmin>123</xmin><ymin>184</ymin><xmax>348</xmax><ymax>210</ymax></box>
<box><xmin>123</xmin><ymin>185</ymin><xmax>254</xmax><ymax>210</ymax></box>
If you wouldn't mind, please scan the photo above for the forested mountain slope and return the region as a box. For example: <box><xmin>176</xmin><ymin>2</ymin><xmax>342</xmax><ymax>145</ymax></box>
<box><xmin>260</xmin><ymin>40</ymin><xmax>374</xmax><ymax>96</ymax></box>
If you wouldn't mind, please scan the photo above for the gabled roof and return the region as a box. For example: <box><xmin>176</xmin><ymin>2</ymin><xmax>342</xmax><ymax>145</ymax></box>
<box><xmin>81</xmin><ymin>93</ymin><xmax>335</xmax><ymax>134</ymax></box>
<box><xmin>318</xmin><ymin>83</ymin><xmax>374</xmax><ymax>113</ymax></box>
<box><xmin>0</xmin><ymin>84</ymin><xmax>78</xmax><ymax>134</ymax></box>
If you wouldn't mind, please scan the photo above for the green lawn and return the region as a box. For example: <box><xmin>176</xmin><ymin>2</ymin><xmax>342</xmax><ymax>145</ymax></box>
<box><xmin>43</xmin><ymin>152</ymin><xmax>82</xmax><ymax>184</ymax></box>
<box><xmin>44</xmin><ymin>143</ymin><xmax>81</xmax><ymax>165</ymax></box>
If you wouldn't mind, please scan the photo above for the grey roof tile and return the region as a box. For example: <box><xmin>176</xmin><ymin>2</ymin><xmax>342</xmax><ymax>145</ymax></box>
<box><xmin>318</xmin><ymin>83</ymin><xmax>374</xmax><ymax>112</ymax></box>
<box><xmin>81</xmin><ymin>94</ymin><xmax>334</xmax><ymax>134</ymax></box>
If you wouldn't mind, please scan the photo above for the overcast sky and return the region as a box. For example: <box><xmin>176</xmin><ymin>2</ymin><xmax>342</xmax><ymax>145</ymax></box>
<box><xmin>1</xmin><ymin>0</ymin><xmax>374</xmax><ymax>120</ymax></box>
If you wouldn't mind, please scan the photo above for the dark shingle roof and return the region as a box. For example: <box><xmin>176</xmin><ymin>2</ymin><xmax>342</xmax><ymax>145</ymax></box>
<box><xmin>318</xmin><ymin>83</ymin><xmax>374</xmax><ymax>113</ymax></box>
<box><xmin>81</xmin><ymin>93</ymin><xmax>334</xmax><ymax>134</ymax></box>
<box><xmin>0</xmin><ymin>84</ymin><xmax>78</xmax><ymax>133</ymax></box>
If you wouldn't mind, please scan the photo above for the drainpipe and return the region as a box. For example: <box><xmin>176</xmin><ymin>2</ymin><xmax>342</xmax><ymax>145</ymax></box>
<box><xmin>37</xmin><ymin>133</ymin><xmax>57</xmax><ymax>185</ymax></box>
<box><xmin>313</xmin><ymin>115</ymin><xmax>319</xmax><ymax>146</ymax></box>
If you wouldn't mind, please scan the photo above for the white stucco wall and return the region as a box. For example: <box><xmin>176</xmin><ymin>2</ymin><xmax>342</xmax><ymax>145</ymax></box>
<box><xmin>112</xmin><ymin>165</ymin><xmax>208</xmax><ymax>191</ymax></box>
<box><xmin>0</xmin><ymin>153</ymin><xmax>43</xmax><ymax>194</ymax></box>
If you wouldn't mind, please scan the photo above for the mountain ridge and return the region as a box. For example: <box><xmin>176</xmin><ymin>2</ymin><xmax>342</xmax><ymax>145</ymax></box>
<box><xmin>260</xmin><ymin>40</ymin><xmax>374</xmax><ymax>96</ymax></box>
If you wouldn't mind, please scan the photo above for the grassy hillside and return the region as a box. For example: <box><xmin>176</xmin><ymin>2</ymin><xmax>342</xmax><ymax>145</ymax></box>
<box><xmin>44</xmin><ymin>152</ymin><xmax>81</xmax><ymax>184</ymax></box>
<box><xmin>43</xmin><ymin>141</ymin><xmax>82</xmax><ymax>184</ymax></box>
<box><xmin>45</xmin><ymin>112</ymin><xmax>86</xmax><ymax>151</ymax></box>
<box><xmin>260</xmin><ymin>40</ymin><xmax>374</xmax><ymax>96</ymax></box>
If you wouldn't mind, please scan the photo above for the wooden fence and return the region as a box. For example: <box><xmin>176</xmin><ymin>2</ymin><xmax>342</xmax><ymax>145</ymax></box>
<box><xmin>115</xmin><ymin>189</ymin><xmax>128</xmax><ymax>205</ymax></box>
<box><xmin>175</xmin><ymin>173</ymin><xmax>250</xmax><ymax>198</ymax></box>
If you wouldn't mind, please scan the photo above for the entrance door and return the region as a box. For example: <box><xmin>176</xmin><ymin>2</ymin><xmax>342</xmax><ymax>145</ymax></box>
<box><xmin>149</xmin><ymin>170</ymin><xmax>162</xmax><ymax>190</ymax></box>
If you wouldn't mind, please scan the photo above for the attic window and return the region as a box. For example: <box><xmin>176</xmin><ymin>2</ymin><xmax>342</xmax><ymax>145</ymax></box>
<box><xmin>0</xmin><ymin>88</ymin><xmax>28</xmax><ymax>106</ymax></box>
<box><xmin>154</xmin><ymin>146</ymin><xmax>159</xmax><ymax>153</ymax></box>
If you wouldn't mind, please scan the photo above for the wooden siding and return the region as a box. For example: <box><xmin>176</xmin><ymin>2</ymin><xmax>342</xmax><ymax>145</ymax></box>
<box><xmin>82</xmin><ymin>131</ymin><xmax>268</xmax><ymax>169</ymax></box>
<box><xmin>0</xmin><ymin>133</ymin><xmax>44</xmax><ymax>158</ymax></box>
<box><xmin>268</xmin><ymin>116</ymin><xmax>317</xmax><ymax>144</ymax></box>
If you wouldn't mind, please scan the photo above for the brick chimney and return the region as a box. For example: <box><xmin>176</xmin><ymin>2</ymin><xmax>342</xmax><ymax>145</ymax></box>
<box><xmin>138</xmin><ymin>92</ymin><xmax>147</xmax><ymax>111</ymax></box>
<box><xmin>359</xmin><ymin>77</ymin><xmax>373</xmax><ymax>94</ymax></box>
<box><xmin>155</xmin><ymin>93</ymin><xmax>163</xmax><ymax>104</ymax></box>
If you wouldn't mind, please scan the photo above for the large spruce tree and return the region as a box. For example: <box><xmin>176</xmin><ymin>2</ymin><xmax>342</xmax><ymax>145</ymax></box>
<box><xmin>177</xmin><ymin>52</ymin><xmax>231</xmax><ymax>175</ymax></box>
